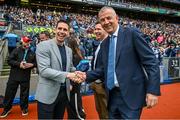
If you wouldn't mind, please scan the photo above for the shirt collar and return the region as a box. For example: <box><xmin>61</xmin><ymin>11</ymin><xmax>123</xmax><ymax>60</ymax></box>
<box><xmin>58</xmin><ymin>43</ymin><xmax>65</xmax><ymax>48</ymax></box>
<box><xmin>113</xmin><ymin>25</ymin><xmax>119</xmax><ymax>37</ymax></box>
<box><xmin>110</xmin><ymin>25</ymin><xmax>119</xmax><ymax>38</ymax></box>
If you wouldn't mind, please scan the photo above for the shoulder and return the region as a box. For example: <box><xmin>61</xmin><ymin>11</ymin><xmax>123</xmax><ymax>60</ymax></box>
<box><xmin>122</xmin><ymin>26</ymin><xmax>140</xmax><ymax>34</ymax></box>
<box><xmin>124</xmin><ymin>26</ymin><xmax>144</xmax><ymax>39</ymax></box>
<box><xmin>101</xmin><ymin>36</ymin><xmax>109</xmax><ymax>46</ymax></box>
<box><xmin>37</xmin><ymin>39</ymin><xmax>53</xmax><ymax>48</ymax></box>
<box><xmin>36</xmin><ymin>39</ymin><xmax>54</xmax><ymax>53</ymax></box>
<box><xmin>65</xmin><ymin>45</ymin><xmax>72</xmax><ymax>52</ymax></box>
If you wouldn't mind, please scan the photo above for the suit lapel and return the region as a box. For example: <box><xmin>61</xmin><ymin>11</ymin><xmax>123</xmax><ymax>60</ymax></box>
<box><xmin>65</xmin><ymin>46</ymin><xmax>70</xmax><ymax>71</ymax></box>
<box><xmin>51</xmin><ymin>39</ymin><xmax>62</xmax><ymax>69</ymax></box>
<box><xmin>104</xmin><ymin>36</ymin><xmax>110</xmax><ymax>67</ymax></box>
<box><xmin>50</xmin><ymin>40</ymin><xmax>71</xmax><ymax>100</ymax></box>
<box><xmin>65</xmin><ymin>46</ymin><xmax>71</xmax><ymax>100</ymax></box>
<box><xmin>116</xmin><ymin>26</ymin><xmax>124</xmax><ymax>66</ymax></box>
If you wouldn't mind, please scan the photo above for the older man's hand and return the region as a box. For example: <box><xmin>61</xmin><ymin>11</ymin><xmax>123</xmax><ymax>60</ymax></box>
<box><xmin>66</xmin><ymin>71</ymin><xmax>86</xmax><ymax>83</ymax></box>
<box><xmin>146</xmin><ymin>93</ymin><xmax>158</xmax><ymax>108</ymax></box>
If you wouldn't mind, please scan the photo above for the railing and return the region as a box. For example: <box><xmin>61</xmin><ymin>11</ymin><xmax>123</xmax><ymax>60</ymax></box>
<box><xmin>0</xmin><ymin>40</ymin><xmax>8</xmax><ymax>76</ymax></box>
<box><xmin>160</xmin><ymin>57</ymin><xmax>180</xmax><ymax>83</ymax></box>
<box><xmin>0</xmin><ymin>23</ymin><xmax>12</xmax><ymax>75</ymax></box>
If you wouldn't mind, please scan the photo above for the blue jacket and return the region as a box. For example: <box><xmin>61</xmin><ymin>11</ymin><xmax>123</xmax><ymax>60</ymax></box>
<box><xmin>87</xmin><ymin>26</ymin><xmax>160</xmax><ymax>110</ymax></box>
<box><xmin>6</xmin><ymin>37</ymin><xmax>19</xmax><ymax>47</ymax></box>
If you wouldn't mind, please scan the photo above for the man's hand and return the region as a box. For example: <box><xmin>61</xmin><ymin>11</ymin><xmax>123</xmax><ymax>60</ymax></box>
<box><xmin>20</xmin><ymin>61</ymin><xmax>26</xmax><ymax>69</ymax></box>
<box><xmin>75</xmin><ymin>71</ymin><xmax>86</xmax><ymax>81</ymax></box>
<box><xmin>66</xmin><ymin>71</ymin><xmax>85</xmax><ymax>83</ymax></box>
<box><xmin>146</xmin><ymin>93</ymin><xmax>158</xmax><ymax>108</ymax></box>
<box><xmin>24</xmin><ymin>63</ymin><xmax>34</xmax><ymax>69</ymax></box>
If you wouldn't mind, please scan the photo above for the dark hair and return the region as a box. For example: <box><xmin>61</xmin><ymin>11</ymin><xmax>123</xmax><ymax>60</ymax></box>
<box><xmin>66</xmin><ymin>36</ymin><xmax>79</xmax><ymax>52</ymax></box>
<box><xmin>40</xmin><ymin>31</ymin><xmax>50</xmax><ymax>38</ymax></box>
<box><xmin>66</xmin><ymin>35</ymin><xmax>83</xmax><ymax>65</ymax></box>
<box><xmin>56</xmin><ymin>19</ymin><xmax>70</xmax><ymax>29</ymax></box>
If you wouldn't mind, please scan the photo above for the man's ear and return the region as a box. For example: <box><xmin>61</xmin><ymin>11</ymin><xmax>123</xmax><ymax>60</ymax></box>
<box><xmin>116</xmin><ymin>15</ymin><xmax>119</xmax><ymax>21</ymax></box>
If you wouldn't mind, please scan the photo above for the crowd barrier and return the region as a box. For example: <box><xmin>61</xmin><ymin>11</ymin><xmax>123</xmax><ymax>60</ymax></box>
<box><xmin>0</xmin><ymin>23</ymin><xmax>12</xmax><ymax>76</ymax></box>
<box><xmin>0</xmin><ymin>57</ymin><xmax>179</xmax><ymax>106</ymax></box>
<box><xmin>0</xmin><ymin>40</ymin><xmax>8</xmax><ymax>76</ymax></box>
<box><xmin>160</xmin><ymin>57</ymin><xmax>180</xmax><ymax>83</ymax></box>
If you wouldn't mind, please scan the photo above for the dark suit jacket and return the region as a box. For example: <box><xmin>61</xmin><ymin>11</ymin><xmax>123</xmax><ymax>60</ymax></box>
<box><xmin>8</xmin><ymin>46</ymin><xmax>36</xmax><ymax>82</ymax></box>
<box><xmin>87</xmin><ymin>26</ymin><xmax>160</xmax><ymax>110</ymax></box>
<box><xmin>91</xmin><ymin>41</ymin><xmax>100</xmax><ymax>70</ymax></box>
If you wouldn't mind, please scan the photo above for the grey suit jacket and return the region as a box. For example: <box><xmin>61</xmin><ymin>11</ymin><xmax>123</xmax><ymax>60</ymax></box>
<box><xmin>35</xmin><ymin>38</ymin><xmax>76</xmax><ymax>104</ymax></box>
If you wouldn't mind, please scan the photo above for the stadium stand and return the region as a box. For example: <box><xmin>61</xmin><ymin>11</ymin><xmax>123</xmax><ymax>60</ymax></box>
<box><xmin>0</xmin><ymin>0</ymin><xmax>179</xmax><ymax>105</ymax></box>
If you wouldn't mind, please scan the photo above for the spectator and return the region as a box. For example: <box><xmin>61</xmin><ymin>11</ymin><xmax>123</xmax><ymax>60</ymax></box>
<box><xmin>165</xmin><ymin>41</ymin><xmax>177</xmax><ymax>57</ymax></box>
<box><xmin>3</xmin><ymin>33</ymin><xmax>20</xmax><ymax>55</ymax></box>
<box><xmin>89</xmin><ymin>22</ymin><xmax>108</xmax><ymax>119</ymax></box>
<box><xmin>0</xmin><ymin>36</ymin><xmax>36</xmax><ymax>118</ymax></box>
<box><xmin>38</xmin><ymin>31</ymin><xmax>50</xmax><ymax>42</ymax></box>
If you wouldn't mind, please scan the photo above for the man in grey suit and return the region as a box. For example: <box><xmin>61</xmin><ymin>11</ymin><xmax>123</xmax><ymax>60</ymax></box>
<box><xmin>35</xmin><ymin>20</ymin><xmax>78</xmax><ymax>119</ymax></box>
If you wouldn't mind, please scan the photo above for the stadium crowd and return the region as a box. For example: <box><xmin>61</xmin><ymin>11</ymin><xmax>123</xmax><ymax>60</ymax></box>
<box><xmin>0</xmin><ymin>5</ymin><xmax>179</xmax><ymax>59</ymax></box>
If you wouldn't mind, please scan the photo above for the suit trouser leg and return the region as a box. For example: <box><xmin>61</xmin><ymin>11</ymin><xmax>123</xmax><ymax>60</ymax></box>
<box><xmin>54</xmin><ymin>87</ymin><xmax>68</xmax><ymax>119</ymax></box>
<box><xmin>108</xmin><ymin>87</ymin><xmax>142</xmax><ymax>119</ymax></box>
<box><xmin>90</xmin><ymin>82</ymin><xmax>108</xmax><ymax>119</ymax></box>
<box><xmin>37</xmin><ymin>101</ymin><xmax>54</xmax><ymax>119</ymax></box>
<box><xmin>37</xmin><ymin>87</ymin><xmax>68</xmax><ymax>119</ymax></box>
<box><xmin>20</xmin><ymin>81</ymin><xmax>30</xmax><ymax>110</ymax></box>
<box><xmin>3</xmin><ymin>80</ymin><xmax>19</xmax><ymax>111</ymax></box>
<box><xmin>94</xmin><ymin>91</ymin><xmax>108</xmax><ymax>119</ymax></box>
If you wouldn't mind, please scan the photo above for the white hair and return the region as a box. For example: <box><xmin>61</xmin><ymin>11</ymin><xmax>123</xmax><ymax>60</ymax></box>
<box><xmin>98</xmin><ymin>6</ymin><xmax>117</xmax><ymax>17</ymax></box>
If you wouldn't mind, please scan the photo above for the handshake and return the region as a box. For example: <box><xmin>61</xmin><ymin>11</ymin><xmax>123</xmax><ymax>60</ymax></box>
<box><xmin>67</xmin><ymin>71</ymin><xmax>86</xmax><ymax>83</ymax></box>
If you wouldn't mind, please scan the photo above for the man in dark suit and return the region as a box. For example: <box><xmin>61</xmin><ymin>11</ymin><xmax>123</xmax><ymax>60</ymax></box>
<box><xmin>75</xmin><ymin>6</ymin><xmax>160</xmax><ymax>119</ymax></box>
<box><xmin>90</xmin><ymin>22</ymin><xmax>108</xmax><ymax>119</ymax></box>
